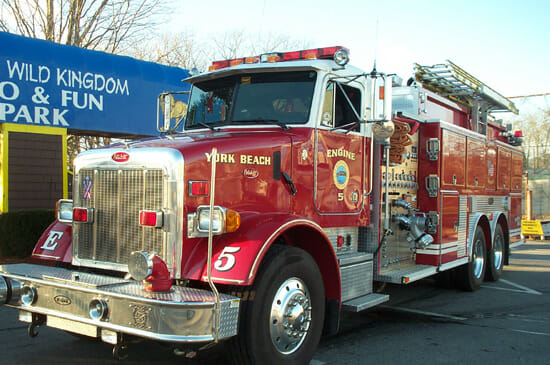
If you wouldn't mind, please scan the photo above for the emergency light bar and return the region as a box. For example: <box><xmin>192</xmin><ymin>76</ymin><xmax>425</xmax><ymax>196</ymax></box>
<box><xmin>209</xmin><ymin>46</ymin><xmax>350</xmax><ymax>71</ymax></box>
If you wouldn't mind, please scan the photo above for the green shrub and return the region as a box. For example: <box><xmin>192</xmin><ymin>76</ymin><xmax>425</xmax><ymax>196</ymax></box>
<box><xmin>0</xmin><ymin>210</ymin><xmax>55</xmax><ymax>258</ymax></box>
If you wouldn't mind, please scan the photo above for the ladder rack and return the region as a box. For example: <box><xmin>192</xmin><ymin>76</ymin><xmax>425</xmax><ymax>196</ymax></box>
<box><xmin>414</xmin><ymin>60</ymin><xmax>518</xmax><ymax>114</ymax></box>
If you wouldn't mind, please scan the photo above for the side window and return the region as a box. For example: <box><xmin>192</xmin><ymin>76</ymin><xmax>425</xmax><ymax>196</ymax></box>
<box><xmin>321</xmin><ymin>82</ymin><xmax>361</xmax><ymax>131</ymax></box>
<box><xmin>321</xmin><ymin>83</ymin><xmax>335</xmax><ymax>127</ymax></box>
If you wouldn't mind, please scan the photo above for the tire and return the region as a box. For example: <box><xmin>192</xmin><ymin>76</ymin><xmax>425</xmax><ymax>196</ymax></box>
<box><xmin>457</xmin><ymin>226</ymin><xmax>486</xmax><ymax>291</ymax></box>
<box><xmin>228</xmin><ymin>245</ymin><xmax>325</xmax><ymax>365</ymax></box>
<box><xmin>485</xmin><ymin>224</ymin><xmax>504</xmax><ymax>281</ymax></box>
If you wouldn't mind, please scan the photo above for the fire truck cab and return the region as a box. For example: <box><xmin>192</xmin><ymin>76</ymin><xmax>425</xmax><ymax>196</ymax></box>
<box><xmin>0</xmin><ymin>47</ymin><xmax>523</xmax><ymax>364</ymax></box>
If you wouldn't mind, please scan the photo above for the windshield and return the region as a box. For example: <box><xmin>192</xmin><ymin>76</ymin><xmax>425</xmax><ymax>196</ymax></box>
<box><xmin>185</xmin><ymin>71</ymin><xmax>317</xmax><ymax>129</ymax></box>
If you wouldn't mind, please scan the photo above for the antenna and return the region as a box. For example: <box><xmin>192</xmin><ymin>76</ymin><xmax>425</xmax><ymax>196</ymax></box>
<box><xmin>371</xmin><ymin>18</ymin><xmax>380</xmax><ymax>76</ymax></box>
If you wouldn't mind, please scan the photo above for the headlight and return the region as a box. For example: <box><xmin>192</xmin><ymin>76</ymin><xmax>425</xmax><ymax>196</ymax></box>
<box><xmin>334</xmin><ymin>48</ymin><xmax>350</xmax><ymax>66</ymax></box>
<box><xmin>128</xmin><ymin>251</ymin><xmax>153</xmax><ymax>281</ymax></box>
<box><xmin>56</xmin><ymin>199</ymin><xmax>73</xmax><ymax>223</ymax></box>
<box><xmin>89</xmin><ymin>298</ymin><xmax>108</xmax><ymax>321</ymax></box>
<box><xmin>198</xmin><ymin>207</ymin><xmax>223</xmax><ymax>232</ymax></box>
<box><xmin>187</xmin><ymin>206</ymin><xmax>240</xmax><ymax>238</ymax></box>
<box><xmin>21</xmin><ymin>285</ymin><xmax>37</xmax><ymax>306</ymax></box>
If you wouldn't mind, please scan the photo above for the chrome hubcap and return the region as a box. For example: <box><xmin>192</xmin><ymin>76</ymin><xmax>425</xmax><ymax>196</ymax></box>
<box><xmin>493</xmin><ymin>234</ymin><xmax>503</xmax><ymax>270</ymax></box>
<box><xmin>269</xmin><ymin>277</ymin><xmax>312</xmax><ymax>355</ymax></box>
<box><xmin>473</xmin><ymin>239</ymin><xmax>485</xmax><ymax>279</ymax></box>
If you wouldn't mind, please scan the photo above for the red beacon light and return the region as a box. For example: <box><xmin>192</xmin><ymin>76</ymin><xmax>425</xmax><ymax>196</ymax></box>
<box><xmin>208</xmin><ymin>46</ymin><xmax>350</xmax><ymax>71</ymax></box>
<box><xmin>508</xmin><ymin>130</ymin><xmax>523</xmax><ymax>147</ymax></box>
<box><xmin>128</xmin><ymin>251</ymin><xmax>172</xmax><ymax>292</ymax></box>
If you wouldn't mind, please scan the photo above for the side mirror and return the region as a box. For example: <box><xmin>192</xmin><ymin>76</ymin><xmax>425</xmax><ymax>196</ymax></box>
<box><xmin>157</xmin><ymin>91</ymin><xmax>190</xmax><ymax>133</ymax></box>
<box><xmin>367</xmin><ymin>74</ymin><xmax>394</xmax><ymax>144</ymax></box>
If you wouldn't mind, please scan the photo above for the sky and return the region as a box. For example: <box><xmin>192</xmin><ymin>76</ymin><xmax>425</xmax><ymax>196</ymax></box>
<box><xmin>167</xmin><ymin>0</ymin><xmax>550</xmax><ymax>116</ymax></box>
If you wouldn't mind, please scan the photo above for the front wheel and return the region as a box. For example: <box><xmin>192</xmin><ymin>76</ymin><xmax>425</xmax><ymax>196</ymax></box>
<box><xmin>457</xmin><ymin>226</ymin><xmax>486</xmax><ymax>291</ymax></box>
<box><xmin>228</xmin><ymin>245</ymin><xmax>325</xmax><ymax>365</ymax></box>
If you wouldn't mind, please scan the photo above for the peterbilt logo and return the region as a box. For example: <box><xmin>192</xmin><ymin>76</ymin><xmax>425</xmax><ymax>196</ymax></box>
<box><xmin>54</xmin><ymin>295</ymin><xmax>72</xmax><ymax>306</ymax></box>
<box><xmin>112</xmin><ymin>151</ymin><xmax>130</xmax><ymax>162</ymax></box>
<box><xmin>242</xmin><ymin>167</ymin><xmax>259</xmax><ymax>179</ymax></box>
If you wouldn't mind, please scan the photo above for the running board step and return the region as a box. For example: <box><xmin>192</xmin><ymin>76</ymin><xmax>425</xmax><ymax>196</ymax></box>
<box><xmin>342</xmin><ymin>293</ymin><xmax>389</xmax><ymax>312</ymax></box>
<box><xmin>375</xmin><ymin>264</ymin><xmax>438</xmax><ymax>284</ymax></box>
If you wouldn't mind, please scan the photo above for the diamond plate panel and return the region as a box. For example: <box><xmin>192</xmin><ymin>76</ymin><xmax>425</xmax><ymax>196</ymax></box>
<box><xmin>340</xmin><ymin>261</ymin><xmax>372</xmax><ymax>302</ymax></box>
<box><xmin>457</xmin><ymin>195</ymin><xmax>468</xmax><ymax>257</ymax></box>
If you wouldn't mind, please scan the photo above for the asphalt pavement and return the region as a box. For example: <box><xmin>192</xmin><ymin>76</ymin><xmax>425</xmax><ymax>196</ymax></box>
<box><xmin>1</xmin><ymin>239</ymin><xmax>549</xmax><ymax>364</ymax></box>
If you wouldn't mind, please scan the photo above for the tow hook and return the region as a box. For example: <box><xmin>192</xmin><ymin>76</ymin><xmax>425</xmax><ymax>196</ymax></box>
<box><xmin>113</xmin><ymin>343</ymin><xmax>129</xmax><ymax>361</ymax></box>
<box><xmin>28</xmin><ymin>313</ymin><xmax>45</xmax><ymax>338</ymax></box>
<box><xmin>173</xmin><ymin>347</ymin><xmax>197</xmax><ymax>358</ymax></box>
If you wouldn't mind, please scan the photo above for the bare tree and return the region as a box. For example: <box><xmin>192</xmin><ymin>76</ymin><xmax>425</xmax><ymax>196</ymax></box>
<box><xmin>1</xmin><ymin>0</ymin><xmax>172</xmax><ymax>170</ymax></box>
<box><xmin>211</xmin><ymin>28</ymin><xmax>248</xmax><ymax>60</ymax></box>
<box><xmin>131</xmin><ymin>30</ymin><xmax>209</xmax><ymax>70</ymax></box>
<box><xmin>513</xmin><ymin>107</ymin><xmax>550</xmax><ymax>169</ymax></box>
<box><xmin>0</xmin><ymin>0</ymin><xmax>167</xmax><ymax>53</ymax></box>
<box><xmin>209</xmin><ymin>28</ymin><xmax>312</xmax><ymax>63</ymax></box>
<box><xmin>249</xmin><ymin>31</ymin><xmax>311</xmax><ymax>55</ymax></box>
<box><xmin>67</xmin><ymin>134</ymin><xmax>112</xmax><ymax>170</ymax></box>
<box><xmin>130</xmin><ymin>28</ymin><xmax>312</xmax><ymax>72</ymax></box>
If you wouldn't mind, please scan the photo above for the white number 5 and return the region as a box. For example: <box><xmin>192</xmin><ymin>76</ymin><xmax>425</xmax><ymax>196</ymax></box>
<box><xmin>214</xmin><ymin>246</ymin><xmax>241</xmax><ymax>272</ymax></box>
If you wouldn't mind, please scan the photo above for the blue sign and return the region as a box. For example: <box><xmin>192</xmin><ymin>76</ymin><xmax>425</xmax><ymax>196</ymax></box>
<box><xmin>0</xmin><ymin>32</ymin><xmax>189</xmax><ymax>136</ymax></box>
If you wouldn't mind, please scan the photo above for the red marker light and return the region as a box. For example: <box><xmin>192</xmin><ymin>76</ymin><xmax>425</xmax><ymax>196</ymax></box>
<box><xmin>514</xmin><ymin>131</ymin><xmax>523</xmax><ymax>137</ymax></box>
<box><xmin>73</xmin><ymin>208</ymin><xmax>93</xmax><ymax>223</ymax></box>
<box><xmin>282</xmin><ymin>51</ymin><xmax>301</xmax><ymax>61</ymax></box>
<box><xmin>209</xmin><ymin>60</ymin><xmax>229</xmax><ymax>71</ymax></box>
<box><xmin>189</xmin><ymin>181</ymin><xmax>209</xmax><ymax>197</ymax></box>
<box><xmin>337</xmin><ymin>235</ymin><xmax>344</xmax><ymax>248</ymax></box>
<box><xmin>139</xmin><ymin>210</ymin><xmax>163</xmax><ymax>228</ymax></box>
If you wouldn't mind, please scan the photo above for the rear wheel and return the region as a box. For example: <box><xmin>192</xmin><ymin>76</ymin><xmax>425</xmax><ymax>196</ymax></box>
<box><xmin>228</xmin><ymin>245</ymin><xmax>325</xmax><ymax>365</ymax></box>
<box><xmin>486</xmin><ymin>224</ymin><xmax>504</xmax><ymax>281</ymax></box>
<box><xmin>457</xmin><ymin>226</ymin><xmax>486</xmax><ymax>291</ymax></box>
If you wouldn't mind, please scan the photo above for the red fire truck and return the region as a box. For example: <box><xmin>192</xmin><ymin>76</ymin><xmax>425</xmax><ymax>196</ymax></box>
<box><xmin>0</xmin><ymin>47</ymin><xmax>523</xmax><ymax>364</ymax></box>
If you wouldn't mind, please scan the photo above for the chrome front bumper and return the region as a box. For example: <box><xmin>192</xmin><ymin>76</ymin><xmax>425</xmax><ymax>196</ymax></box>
<box><xmin>0</xmin><ymin>264</ymin><xmax>239</xmax><ymax>343</ymax></box>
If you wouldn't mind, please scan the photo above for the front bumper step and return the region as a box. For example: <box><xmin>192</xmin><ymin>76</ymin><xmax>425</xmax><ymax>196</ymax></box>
<box><xmin>0</xmin><ymin>264</ymin><xmax>240</xmax><ymax>343</ymax></box>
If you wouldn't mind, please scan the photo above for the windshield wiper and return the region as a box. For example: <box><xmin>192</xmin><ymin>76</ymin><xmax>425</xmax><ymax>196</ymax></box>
<box><xmin>198</xmin><ymin>122</ymin><xmax>217</xmax><ymax>131</ymax></box>
<box><xmin>232</xmin><ymin>118</ymin><xmax>290</xmax><ymax>130</ymax></box>
<box><xmin>186</xmin><ymin>121</ymin><xmax>221</xmax><ymax>131</ymax></box>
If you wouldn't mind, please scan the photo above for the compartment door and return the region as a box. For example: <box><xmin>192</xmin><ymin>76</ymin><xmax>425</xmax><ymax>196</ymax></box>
<box><xmin>441</xmin><ymin>129</ymin><xmax>465</xmax><ymax>188</ymax></box>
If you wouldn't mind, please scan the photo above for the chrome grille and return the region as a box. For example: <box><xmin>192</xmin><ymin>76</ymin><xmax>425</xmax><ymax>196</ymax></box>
<box><xmin>74</xmin><ymin>168</ymin><xmax>165</xmax><ymax>267</ymax></box>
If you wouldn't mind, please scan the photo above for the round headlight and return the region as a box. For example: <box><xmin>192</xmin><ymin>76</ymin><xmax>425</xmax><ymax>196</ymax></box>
<box><xmin>128</xmin><ymin>251</ymin><xmax>153</xmax><ymax>281</ymax></box>
<box><xmin>334</xmin><ymin>48</ymin><xmax>350</xmax><ymax>66</ymax></box>
<box><xmin>21</xmin><ymin>285</ymin><xmax>37</xmax><ymax>306</ymax></box>
<box><xmin>89</xmin><ymin>298</ymin><xmax>108</xmax><ymax>321</ymax></box>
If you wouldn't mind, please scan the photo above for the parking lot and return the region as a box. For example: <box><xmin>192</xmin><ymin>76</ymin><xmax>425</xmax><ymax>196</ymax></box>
<box><xmin>1</xmin><ymin>239</ymin><xmax>549</xmax><ymax>364</ymax></box>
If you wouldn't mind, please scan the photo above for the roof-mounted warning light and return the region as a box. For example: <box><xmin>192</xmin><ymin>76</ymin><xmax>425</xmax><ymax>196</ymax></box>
<box><xmin>208</xmin><ymin>46</ymin><xmax>350</xmax><ymax>71</ymax></box>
